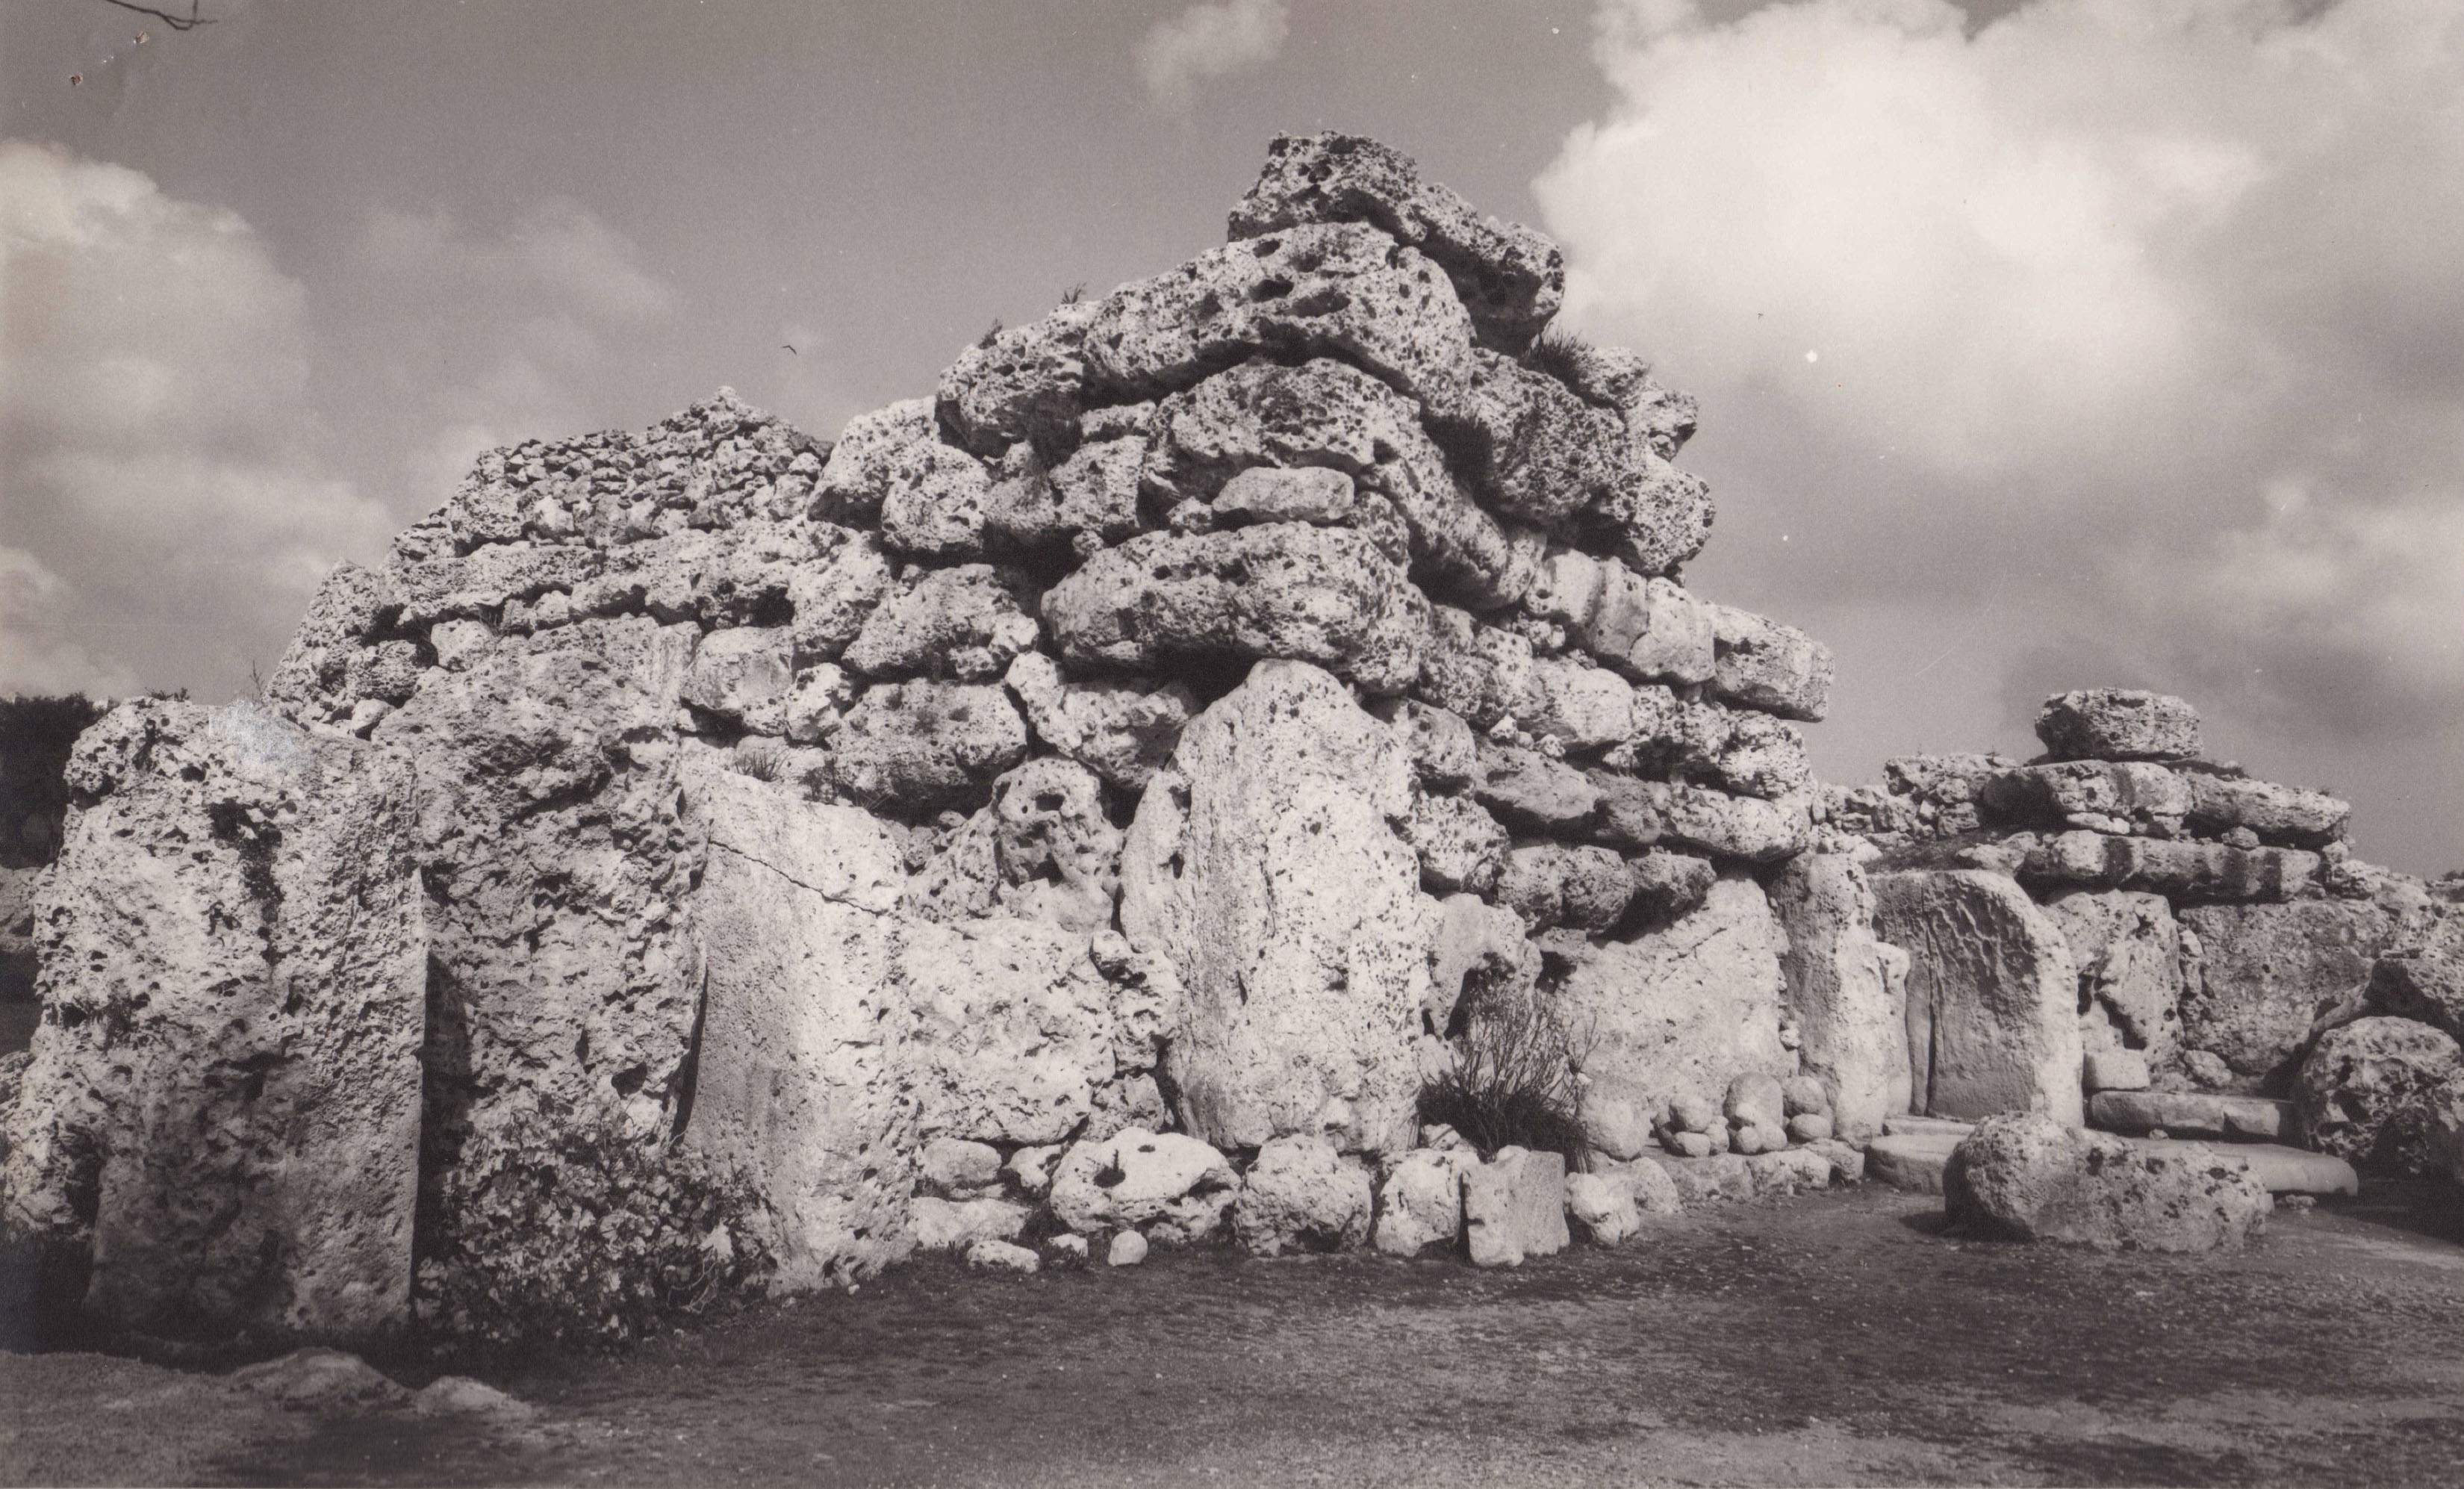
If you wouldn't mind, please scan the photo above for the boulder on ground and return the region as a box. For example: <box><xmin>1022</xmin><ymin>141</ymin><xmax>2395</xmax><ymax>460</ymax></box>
<box><xmin>1374</xmin><ymin>1147</ymin><xmax>1472</xmax><ymax>1255</ymax></box>
<box><xmin>1945</xmin><ymin>1111</ymin><xmax>2269</xmax><ymax>1252</ymax></box>
<box><xmin>910</xmin><ymin>1197</ymin><xmax>1031</xmax><ymax>1252</ymax></box>
<box><xmin>1121</xmin><ymin>662</ymin><xmax>1431</xmax><ymax>1154</ymax></box>
<box><xmin>1564</xmin><ymin>1171</ymin><xmax>1643</xmax><ymax>1246</ymax></box>
<box><xmin>1047</xmin><ymin>1128</ymin><xmax>1239</xmax><ymax>1242</ymax></box>
<box><xmin>2178</xmin><ymin>900</ymin><xmax>2398</xmax><ymax>1092</ymax></box>
<box><xmin>1232</xmin><ymin>1134</ymin><xmax>1375</xmax><ymax>1255</ymax></box>
<box><xmin>2293</xmin><ymin>1016</ymin><xmax>2464</xmax><ymax>1176</ymax></box>
<box><xmin>1463</xmin><ymin>1147</ymin><xmax>1569</xmax><ymax>1267</ymax></box>
<box><xmin>1873</xmin><ymin>869</ymin><xmax>2082</xmax><ymax>1125</ymax></box>
<box><xmin>2034</xmin><ymin>689</ymin><xmax>2201</xmax><ymax>762</ymax></box>
<box><xmin>1</xmin><ymin>701</ymin><xmax>426</xmax><ymax>1346</ymax></box>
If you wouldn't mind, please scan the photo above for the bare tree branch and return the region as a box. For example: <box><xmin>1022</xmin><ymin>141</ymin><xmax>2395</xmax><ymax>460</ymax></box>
<box><xmin>99</xmin><ymin>0</ymin><xmax>215</xmax><ymax>32</ymax></box>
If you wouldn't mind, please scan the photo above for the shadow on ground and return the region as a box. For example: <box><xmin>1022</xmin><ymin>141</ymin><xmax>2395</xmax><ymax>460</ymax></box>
<box><xmin>5</xmin><ymin>1182</ymin><xmax>2463</xmax><ymax>1487</ymax></box>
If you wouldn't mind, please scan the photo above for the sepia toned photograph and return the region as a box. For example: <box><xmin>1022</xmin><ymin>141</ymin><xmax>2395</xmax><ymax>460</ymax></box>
<box><xmin>1</xmin><ymin>1</ymin><xmax>2460</xmax><ymax>1484</ymax></box>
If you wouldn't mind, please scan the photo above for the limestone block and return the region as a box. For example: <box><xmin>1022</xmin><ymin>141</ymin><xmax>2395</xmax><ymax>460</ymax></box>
<box><xmin>1044</xmin><ymin>524</ymin><xmax>1430</xmax><ymax>697</ymax></box>
<box><xmin>1404</xmin><ymin>792</ymin><xmax>1509</xmax><ymax>895</ymax></box>
<box><xmin>826</xmin><ymin>681</ymin><xmax>1030</xmax><ymax>813</ymax></box>
<box><xmin>2181</xmin><ymin>771</ymin><xmax>2350</xmax><ymax>849</ymax></box>
<box><xmin>1047</xmin><ymin>1128</ymin><xmax>1239</xmax><ymax>1242</ymax></box>
<box><xmin>875</xmin><ymin>439</ymin><xmax>996</xmax><ymax>562</ymax></box>
<box><xmin>2087</xmin><ymin>1089</ymin><xmax>2289</xmax><ymax>1141</ymax></box>
<box><xmin>935</xmin><ymin>302</ymin><xmax>1098</xmax><ymax>456</ymax></box>
<box><xmin>1495</xmin><ymin>842</ymin><xmax>1634</xmax><ymax>934</ymax></box>
<box><xmin>1946</xmin><ymin>1112</ymin><xmax>2268</xmax><ymax>1252</ymax></box>
<box><xmin>1554</xmin><ymin>874</ymin><xmax>1795</xmax><ymax>1128</ymax></box>
<box><xmin>813</xmin><ymin>399</ymin><xmax>936</xmax><ymax>523</ymax></box>
<box><xmin>1625</xmin><ymin>848</ymin><xmax>1717</xmax><ymax>924</ymax></box>
<box><xmin>910</xmin><ymin>1197</ymin><xmax>1030</xmax><ymax>1252</ymax></box>
<box><xmin>1370</xmin><ymin>698</ymin><xmax>1478</xmax><ymax>791</ymax></box>
<box><xmin>2177</xmin><ymin>899</ymin><xmax>2398</xmax><ymax>1091</ymax></box>
<box><xmin>897</xmin><ymin>916</ymin><xmax>1133</xmax><ymax>1143</ymax></box>
<box><xmin>1591</xmin><ymin>448</ymin><xmax>1717</xmax><ymax>578</ymax></box>
<box><xmin>843</xmin><ymin>565</ymin><xmax>1042</xmax><ymax>683</ymax></box>
<box><xmin>2293</xmin><ymin>1016</ymin><xmax>2464</xmax><ymax>1175</ymax></box>
<box><xmin>1518</xmin><ymin>656</ymin><xmax>1638</xmax><ymax>750</ymax></box>
<box><xmin>1120</xmin><ymin>662</ymin><xmax>1431</xmax><ymax>1154</ymax></box>
<box><xmin>2365</xmin><ymin>913</ymin><xmax>2464</xmax><ymax>1044</ymax></box>
<box><xmin>1373</xmin><ymin>1147</ymin><xmax>1472</xmax><ymax>1255</ymax></box>
<box><xmin>1979</xmin><ymin>761</ymin><xmax>2192</xmax><ymax>836</ymax></box>
<box><xmin>1473</xmin><ymin>745</ymin><xmax>1600</xmax><ymax>834</ymax></box>
<box><xmin>1230</xmin><ymin>131</ymin><xmax>1564</xmax><ymax>352</ymax></box>
<box><xmin>784</xmin><ymin>532</ymin><xmax>895</xmax><ymax>662</ymax></box>
<box><xmin>1463</xmin><ymin>1147</ymin><xmax>1569</xmax><ymax>1267</ymax></box>
<box><xmin>2083</xmin><ymin>1049</ymin><xmax>2152</xmax><ymax>1092</ymax></box>
<box><xmin>1415</xmin><ymin>607</ymin><xmax>1537</xmax><ymax>728</ymax></box>
<box><xmin>2020</xmin><ymin>831</ymin><xmax>2321</xmax><ymax>904</ymax></box>
<box><xmin>1</xmin><ymin>701</ymin><xmax>426</xmax><ymax>1343</ymax></box>
<box><xmin>2035</xmin><ymin>688</ymin><xmax>2200</xmax><ymax>762</ymax></box>
<box><xmin>2043</xmin><ymin>890</ymin><xmax>2184</xmax><ymax>1072</ymax></box>
<box><xmin>1231</xmin><ymin>1134</ymin><xmax>1375</xmax><ymax>1255</ymax></box>
<box><xmin>1002</xmin><ymin>653</ymin><xmax>1195</xmax><ymax>792</ymax></box>
<box><xmin>1771</xmin><ymin>852</ymin><xmax>1909</xmax><ymax>1142</ymax></box>
<box><xmin>1565</xmin><ymin>1172</ymin><xmax>1644</xmax><ymax>1246</ymax></box>
<box><xmin>1702</xmin><ymin>603</ymin><xmax>1832</xmax><ymax>722</ymax></box>
<box><xmin>682</xmin><ymin>626</ymin><xmax>794</xmax><ymax>734</ymax></box>
<box><xmin>1873</xmin><ymin>869</ymin><xmax>2083</xmax><ymax>1125</ymax></box>
<box><xmin>918</xmin><ymin>1137</ymin><xmax>1004</xmax><ymax>1198</ymax></box>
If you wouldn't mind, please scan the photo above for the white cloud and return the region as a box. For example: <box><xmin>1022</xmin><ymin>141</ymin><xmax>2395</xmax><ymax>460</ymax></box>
<box><xmin>335</xmin><ymin>199</ymin><xmax>679</xmax><ymax>511</ymax></box>
<box><xmin>0</xmin><ymin>140</ymin><xmax>391</xmax><ymax>700</ymax></box>
<box><xmin>1138</xmin><ymin>0</ymin><xmax>1289</xmax><ymax>112</ymax></box>
<box><xmin>1536</xmin><ymin>0</ymin><xmax>2464</xmax><ymax>745</ymax></box>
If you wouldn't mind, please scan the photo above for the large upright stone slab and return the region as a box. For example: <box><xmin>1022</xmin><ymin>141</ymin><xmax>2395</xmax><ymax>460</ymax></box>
<box><xmin>2</xmin><ymin>701</ymin><xmax>426</xmax><ymax>1343</ymax></box>
<box><xmin>2043</xmin><ymin>889</ymin><xmax>2183</xmax><ymax>1070</ymax></box>
<box><xmin>1770</xmin><ymin>853</ymin><xmax>1910</xmax><ymax>1141</ymax></box>
<box><xmin>1121</xmin><ymin>661</ymin><xmax>1431</xmax><ymax>1154</ymax></box>
<box><xmin>681</xmin><ymin>768</ymin><xmax>917</xmax><ymax>1289</ymax></box>
<box><xmin>2178</xmin><ymin>900</ymin><xmax>2398</xmax><ymax>1094</ymax></box>
<box><xmin>1873</xmin><ymin>869</ymin><xmax>2082</xmax><ymax>1125</ymax></box>
<box><xmin>1552</xmin><ymin>874</ymin><xmax>1794</xmax><ymax>1134</ymax></box>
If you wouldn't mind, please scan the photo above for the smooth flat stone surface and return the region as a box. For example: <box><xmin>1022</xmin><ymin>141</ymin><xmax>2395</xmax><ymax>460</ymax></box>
<box><xmin>2091</xmin><ymin>1089</ymin><xmax>2291</xmax><ymax>1142</ymax></box>
<box><xmin>2122</xmin><ymin>1138</ymin><xmax>2360</xmax><ymax>1197</ymax></box>
<box><xmin>1867</xmin><ymin>1131</ymin><xmax>1966</xmax><ymax>1195</ymax></box>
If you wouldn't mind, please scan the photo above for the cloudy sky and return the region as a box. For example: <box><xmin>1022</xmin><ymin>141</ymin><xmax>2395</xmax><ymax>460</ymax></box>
<box><xmin>2</xmin><ymin>0</ymin><xmax>2457</xmax><ymax>874</ymax></box>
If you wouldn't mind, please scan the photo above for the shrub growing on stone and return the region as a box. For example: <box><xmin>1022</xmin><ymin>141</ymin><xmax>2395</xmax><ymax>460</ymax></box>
<box><xmin>1418</xmin><ymin>988</ymin><xmax>1592</xmax><ymax>1168</ymax></box>
<box><xmin>414</xmin><ymin>1111</ymin><xmax>774</xmax><ymax>1352</ymax></box>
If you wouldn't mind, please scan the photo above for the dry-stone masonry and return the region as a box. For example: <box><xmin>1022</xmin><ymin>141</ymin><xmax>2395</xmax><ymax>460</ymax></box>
<box><xmin>11</xmin><ymin>136</ymin><xmax>2460</xmax><ymax>1343</ymax></box>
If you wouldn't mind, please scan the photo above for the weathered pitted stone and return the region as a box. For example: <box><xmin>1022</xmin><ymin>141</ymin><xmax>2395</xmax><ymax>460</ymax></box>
<box><xmin>1628</xmin><ymin>780</ymin><xmax>1813</xmax><ymax>865</ymax></box>
<box><xmin>2082</xmin><ymin>1048</ymin><xmax>2152</xmax><ymax>1092</ymax></box>
<box><xmin>2088</xmin><ymin>1090</ymin><xmax>2289</xmax><ymax>1142</ymax></box>
<box><xmin>1516</xmin><ymin>656</ymin><xmax>1637</xmax><ymax>750</ymax></box>
<box><xmin>898</xmin><ymin>914</ymin><xmax>1145</xmax><ymax>1140</ymax></box>
<box><xmin>2021</xmin><ymin>831</ymin><xmax>2321</xmax><ymax>904</ymax></box>
<box><xmin>1463</xmin><ymin>1147</ymin><xmax>1569</xmax><ymax>1266</ymax></box>
<box><xmin>826</xmin><ymin>681</ymin><xmax>1030</xmax><ymax>813</ymax></box>
<box><xmin>1002</xmin><ymin>652</ymin><xmax>1194</xmax><ymax>792</ymax></box>
<box><xmin>935</xmin><ymin>302</ymin><xmax>1099</xmax><ymax>456</ymax></box>
<box><xmin>1873</xmin><ymin>869</ymin><xmax>2083</xmax><ymax>1125</ymax></box>
<box><xmin>1522</xmin><ymin>549</ymin><xmax>1717</xmax><ymax>686</ymax></box>
<box><xmin>918</xmin><ymin>1136</ymin><xmax>1004</xmax><ymax>1198</ymax></box>
<box><xmin>2035</xmin><ymin>689</ymin><xmax>2201</xmax><ymax>762</ymax></box>
<box><xmin>1142</xmin><ymin>358</ymin><xmax>1538</xmax><ymax>610</ymax></box>
<box><xmin>1946</xmin><ymin>1111</ymin><xmax>2268</xmax><ymax>1252</ymax></box>
<box><xmin>1404</xmin><ymin>792</ymin><xmax>1510</xmax><ymax>895</ymax></box>
<box><xmin>812</xmin><ymin>400</ymin><xmax>936</xmax><ymax>524</ymax></box>
<box><xmin>1044</xmin><ymin>524</ymin><xmax>1430</xmax><ymax>697</ymax></box>
<box><xmin>682</xmin><ymin>626</ymin><xmax>794</xmax><ymax>734</ymax></box>
<box><xmin>1474</xmin><ymin>744</ymin><xmax>1600</xmax><ymax>834</ymax></box>
<box><xmin>1232</xmin><ymin>1134</ymin><xmax>1374</xmax><ymax>1255</ymax></box>
<box><xmin>877</xmin><ymin>438</ymin><xmax>997</xmax><ymax>561</ymax></box>
<box><xmin>843</xmin><ymin>565</ymin><xmax>1042</xmax><ymax>683</ymax></box>
<box><xmin>1121</xmin><ymin>662</ymin><xmax>1431</xmax><ymax>1154</ymax></box>
<box><xmin>1496</xmin><ymin>842</ymin><xmax>1634</xmax><ymax>933</ymax></box>
<box><xmin>1374</xmin><ymin>1147</ymin><xmax>1471</xmax><ymax>1255</ymax></box>
<box><xmin>2177</xmin><ymin>900</ymin><xmax>2397</xmax><ymax>1092</ymax></box>
<box><xmin>1047</xmin><ymin>1127</ymin><xmax>1239</xmax><ymax>1242</ymax></box>
<box><xmin>1213</xmin><ymin>464</ymin><xmax>1358</xmax><ymax>525</ymax></box>
<box><xmin>985</xmin><ymin>433</ymin><xmax>1147</xmax><ymax>556</ymax></box>
<box><xmin>1555</xmin><ymin>874</ymin><xmax>1793</xmax><ymax>1126</ymax></box>
<box><xmin>1565</xmin><ymin>1171</ymin><xmax>1644</xmax><ymax>1245</ymax></box>
<box><xmin>1772</xmin><ymin>853</ymin><xmax>1911</xmax><ymax>1142</ymax></box>
<box><xmin>394</xmin><ymin>543</ymin><xmax>603</xmax><ymax>630</ymax></box>
<box><xmin>1620</xmin><ymin>691</ymin><xmax>1814</xmax><ymax>801</ymax></box>
<box><xmin>1436</xmin><ymin>350</ymin><xmax>1643</xmax><ymax>532</ymax></box>
<box><xmin>1569</xmin><ymin>345</ymin><xmax>1700</xmax><ymax>459</ymax></box>
<box><xmin>1370</xmin><ymin>697</ymin><xmax>1478</xmax><ymax>790</ymax></box>
<box><xmin>2371</xmin><ymin>915</ymin><xmax>2464</xmax><ymax>1044</ymax></box>
<box><xmin>2044</xmin><ymin>890</ymin><xmax>2184</xmax><ymax>1070</ymax></box>
<box><xmin>785</xmin><ymin>532</ymin><xmax>896</xmax><ymax>661</ymax></box>
<box><xmin>1592</xmin><ymin>449</ymin><xmax>1717</xmax><ymax>579</ymax></box>
<box><xmin>2293</xmin><ymin>1017</ymin><xmax>2464</xmax><ymax>1175</ymax></box>
<box><xmin>682</xmin><ymin>770</ymin><xmax>915</xmax><ymax>1287</ymax></box>
<box><xmin>1700</xmin><ymin>604</ymin><xmax>1831</xmax><ymax>722</ymax></box>
<box><xmin>1980</xmin><ymin>761</ymin><xmax>2193</xmax><ymax>837</ymax></box>
<box><xmin>1080</xmin><ymin>222</ymin><xmax>1475</xmax><ymax>411</ymax></box>
<box><xmin>1</xmin><ymin>701</ymin><xmax>426</xmax><ymax>1344</ymax></box>
<box><xmin>1625</xmin><ymin>848</ymin><xmax>1717</xmax><ymax>924</ymax></box>
<box><xmin>2180</xmin><ymin>771</ymin><xmax>2351</xmax><ymax>849</ymax></box>
<box><xmin>1230</xmin><ymin>131</ymin><xmax>1564</xmax><ymax>352</ymax></box>
<box><xmin>784</xmin><ymin>664</ymin><xmax>856</xmax><ymax>747</ymax></box>
<box><xmin>1425</xmin><ymin>893</ymin><xmax>1540</xmax><ymax>1039</ymax></box>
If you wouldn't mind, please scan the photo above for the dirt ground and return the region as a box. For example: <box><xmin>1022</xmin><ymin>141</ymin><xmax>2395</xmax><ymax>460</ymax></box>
<box><xmin>5</xmin><ymin>1181</ymin><xmax>2463</xmax><ymax>1488</ymax></box>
